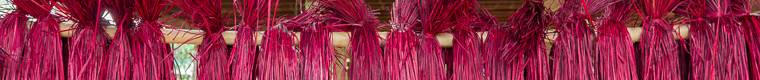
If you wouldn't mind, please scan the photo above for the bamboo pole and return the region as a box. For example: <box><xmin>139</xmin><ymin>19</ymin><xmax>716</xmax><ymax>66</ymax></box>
<box><xmin>59</xmin><ymin>23</ymin><xmax>690</xmax><ymax>47</ymax></box>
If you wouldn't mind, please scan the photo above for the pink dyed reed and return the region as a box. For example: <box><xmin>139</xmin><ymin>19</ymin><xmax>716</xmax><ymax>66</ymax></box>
<box><xmin>684</xmin><ymin>0</ymin><xmax>715</xmax><ymax>79</ymax></box>
<box><xmin>484</xmin><ymin>0</ymin><xmax>548</xmax><ymax>79</ymax></box>
<box><xmin>633</xmin><ymin>0</ymin><xmax>683</xmax><ymax>79</ymax></box>
<box><xmin>515</xmin><ymin>1</ymin><xmax>549</xmax><ymax>80</ymax></box>
<box><xmin>550</xmin><ymin>0</ymin><xmax>599</xmax><ymax>79</ymax></box>
<box><xmin>56</xmin><ymin>0</ymin><xmax>110</xmax><ymax>79</ymax></box>
<box><xmin>171</xmin><ymin>0</ymin><xmax>229</xmax><ymax>79</ymax></box>
<box><xmin>290</xmin><ymin>7</ymin><xmax>335</xmax><ymax>80</ymax></box>
<box><xmin>257</xmin><ymin>0</ymin><xmax>301</xmax><ymax>79</ymax></box>
<box><xmin>231</xmin><ymin>0</ymin><xmax>264</xmax><ymax>79</ymax></box>
<box><xmin>14</xmin><ymin>0</ymin><xmax>66</xmax><ymax>79</ymax></box>
<box><xmin>484</xmin><ymin>24</ymin><xmax>516</xmax><ymax>80</ymax></box>
<box><xmin>744</xmin><ymin>1</ymin><xmax>760</xmax><ymax>79</ymax></box>
<box><xmin>417</xmin><ymin>0</ymin><xmax>460</xmax><ymax>79</ymax></box>
<box><xmin>450</xmin><ymin>0</ymin><xmax>485</xmax><ymax>79</ymax></box>
<box><xmin>133</xmin><ymin>0</ymin><xmax>176</xmax><ymax>79</ymax></box>
<box><xmin>744</xmin><ymin>15</ymin><xmax>760</xmax><ymax>80</ymax></box>
<box><xmin>472</xmin><ymin>6</ymin><xmax>497</xmax><ymax>80</ymax></box>
<box><xmin>102</xmin><ymin>0</ymin><xmax>136</xmax><ymax>79</ymax></box>
<box><xmin>710</xmin><ymin>0</ymin><xmax>750</xmax><ymax>79</ymax></box>
<box><xmin>0</xmin><ymin>8</ymin><xmax>27</xmax><ymax>80</ymax></box>
<box><xmin>259</xmin><ymin>26</ymin><xmax>299</xmax><ymax>80</ymax></box>
<box><xmin>385</xmin><ymin>0</ymin><xmax>420</xmax><ymax>79</ymax></box>
<box><xmin>596</xmin><ymin>0</ymin><xmax>637</xmax><ymax>80</ymax></box>
<box><xmin>318</xmin><ymin>0</ymin><xmax>382</xmax><ymax>79</ymax></box>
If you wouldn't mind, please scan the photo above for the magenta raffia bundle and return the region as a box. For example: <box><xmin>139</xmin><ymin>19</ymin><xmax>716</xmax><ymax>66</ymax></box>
<box><xmin>0</xmin><ymin>4</ymin><xmax>28</xmax><ymax>80</ymax></box>
<box><xmin>257</xmin><ymin>0</ymin><xmax>301</xmax><ymax>79</ymax></box>
<box><xmin>102</xmin><ymin>0</ymin><xmax>136</xmax><ymax>79</ymax></box>
<box><xmin>56</xmin><ymin>0</ymin><xmax>110</xmax><ymax>79</ymax></box>
<box><xmin>596</xmin><ymin>0</ymin><xmax>637</xmax><ymax>80</ymax></box>
<box><xmin>14</xmin><ymin>0</ymin><xmax>65</xmax><ymax>79</ymax></box>
<box><xmin>450</xmin><ymin>0</ymin><xmax>485</xmax><ymax>79</ymax></box>
<box><xmin>133</xmin><ymin>0</ymin><xmax>176</xmax><ymax>79</ymax></box>
<box><xmin>744</xmin><ymin>0</ymin><xmax>760</xmax><ymax>79</ymax></box>
<box><xmin>683</xmin><ymin>0</ymin><xmax>751</xmax><ymax>79</ymax></box>
<box><xmin>231</xmin><ymin>0</ymin><xmax>265</xmax><ymax>79</ymax></box>
<box><xmin>384</xmin><ymin>0</ymin><xmax>420</xmax><ymax>79</ymax></box>
<box><xmin>290</xmin><ymin>8</ymin><xmax>335</xmax><ymax>80</ymax></box>
<box><xmin>259</xmin><ymin>24</ymin><xmax>299</xmax><ymax>80</ymax></box>
<box><xmin>170</xmin><ymin>0</ymin><xmax>229</xmax><ymax>79</ymax></box>
<box><xmin>318</xmin><ymin>0</ymin><xmax>382</xmax><ymax>79</ymax></box>
<box><xmin>486</xmin><ymin>0</ymin><xmax>548</xmax><ymax>79</ymax></box>
<box><xmin>744</xmin><ymin>15</ymin><xmax>760</xmax><ymax>80</ymax></box>
<box><xmin>483</xmin><ymin>24</ymin><xmax>514</xmax><ymax>80</ymax></box>
<box><xmin>551</xmin><ymin>0</ymin><xmax>600</xmax><ymax>79</ymax></box>
<box><xmin>708</xmin><ymin>0</ymin><xmax>751</xmax><ymax>79</ymax></box>
<box><xmin>683</xmin><ymin>0</ymin><xmax>715</xmax><ymax>79</ymax></box>
<box><xmin>634</xmin><ymin>0</ymin><xmax>683</xmax><ymax>79</ymax></box>
<box><xmin>472</xmin><ymin>6</ymin><xmax>498</xmax><ymax>79</ymax></box>
<box><xmin>515</xmin><ymin>1</ymin><xmax>549</xmax><ymax>79</ymax></box>
<box><xmin>417</xmin><ymin>0</ymin><xmax>461</xmax><ymax>79</ymax></box>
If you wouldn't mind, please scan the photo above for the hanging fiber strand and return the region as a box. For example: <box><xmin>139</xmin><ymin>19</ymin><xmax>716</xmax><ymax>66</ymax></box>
<box><xmin>516</xmin><ymin>1</ymin><xmax>549</xmax><ymax>80</ymax></box>
<box><xmin>318</xmin><ymin>0</ymin><xmax>382</xmax><ymax>79</ymax></box>
<box><xmin>0</xmin><ymin>48</ymin><xmax>4</xmax><ymax>79</ymax></box>
<box><xmin>450</xmin><ymin>0</ymin><xmax>484</xmax><ymax>79</ymax></box>
<box><xmin>258</xmin><ymin>0</ymin><xmax>301</xmax><ymax>79</ymax></box>
<box><xmin>170</xmin><ymin>0</ymin><xmax>229</xmax><ymax>79</ymax></box>
<box><xmin>551</xmin><ymin>0</ymin><xmax>601</xmax><ymax>79</ymax></box>
<box><xmin>385</xmin><ymin>0</ymin><xmax>420</xmax><ymax>79</ymax></box>
<box><xmin>231</xmin><ymin>0</ymin><xmax>264</xmax><ymax>79</ymax></box>
<box><xmin>744</xmin><ymin>14</ymin><xmax>760</xmax><ymax>80</ymax></box>
<box><xmin>16</xmin><ymin>0</ymin><xmax>64</xmax><ymax>79</ymax></box>
<box><xmin>485</xmin><ymin>0</ymin><xmax>548</xmax><ymax>79</ymax></box>
<box><xmin>133</xmin><ymin>0</ymin><xmax>176</xmax><ymax>79</ymax></box>
<box><xmin>634</xmin><ymin>0</ymin><xmax>683</xmax><ymax>79</ymax></box>
<box><xmin>739</xmin><ymin>0</ymin><xmax>760</xmax><ymax>80</ymax></box>
<box><xmin>485</xmin><ymin>0</ymin><xmax>543</xmax><ymax>79</ymax></box>
<box><xmin>291</xmin><ymin>4</ymin><xmax>334</xmax><ymax>80</ymax></box>
<box><xmin>596</xmin><ymin>0</ymin><xmax>637</xmax><ymax>80</ymax></box>
<box><xmin>56</xmin><ymin>0</ymin><xmax>110</xmax><ymax>79</ymax></box>
<box><xmin>103</xmin><ymin>0</ymin><xmax>136</xmax><ymax>79</ymax></box>
<box><xmin>483</xmin><ymin>22</ymin><xmax>512</xmax><ymax>79</ymax></box>
<box><xmin>417</xmin><ymin>0</ymin><xmax>460</xmax><ymax>79</ymax></box>
<box><xmin>0</xmin><ymin>2</ymin><xmax>28</xmax><ymax>80</ymax></box>
<box><xmin>481</xmin><ymin>9</ymin><xmax>508</xmax><ymax>80</ymax></box>
<box><xmin>708</xmin><ymin>0</ymin><xmax>750</xmax><ymax>79</ymax></box>
<box><xmin>683</xmin><ymin>0</ymin><xmax>716</xmax><ymax>79</ymax></box>
<box><xmin>744</xmin><ymin>0</ymin><xmax>760</xmax><ymax>79</ymax></box>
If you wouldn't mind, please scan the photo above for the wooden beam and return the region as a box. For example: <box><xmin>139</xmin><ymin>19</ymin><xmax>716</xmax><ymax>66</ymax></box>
<box><xmin>59</xmin><ymin>23</ymin><xmax>690</xmax><ymax>47</ymax></box>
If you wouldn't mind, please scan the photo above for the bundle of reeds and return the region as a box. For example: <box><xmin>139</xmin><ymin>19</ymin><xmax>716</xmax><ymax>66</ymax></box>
<box><xmin>133</xmin><ymin>0</ymin><xmax>176</xmax><ymax>79</ymax></box>
<box><xmin>550</xmin><ymin>0</ymin><xmax>601</xmax><ymax>79</ymax></box>
<box><xmin>290</xmin><ymin>4</ymin><xmax>335</xmax><ymax>80</ymax></box>
<box><xmin>634</xmin><ymin>0</ymin><xmax>683</xmax><ymax>79</ymax></box>
<box><xmin>596</xmin><ymin>0</ymin><xmax>638</xmax><ymax>80</ymax></box>
<box><xmin>56</xmin><ymin>0</ymin><xmax>110</xmax><ymax>79</ymax></box>
<box><xmin>257</xmin><ymin>0</ymin><xmax>301</xmax><ymax>79</ymax></box>
<box><xmin>0</xmin><ymin>4</ymin><xmax>27</xmax><ymax>80</ymax></box>
<box><xmin>231</xmin><ymin>0</ymin><xmax>265</xmax><ymax>79</ymax></box>
<box><xmin>318</xmin><ymin>0</ymin><xmax>383</xmax><ymax>79</ymax></box>
<box><xmin>170</xmin><ymin>0</ymin><xmax>229</xmax><ymax>79</ymax></box>
<box><xmin>744</xmin><ymin>15</ymin><xmax>760</xmax><ymax>80</ymax></box>
<box><xmin>450</xmin><ymin>0</ymin><xmax>485</xmax><ymax>79</ymax></box>
<box><xmin>15</xmin><ymin>0</ymin><xmax>65</xmax><ymax>79</ymax></box>
<box><xmin>384</xmin><ymin>0</ymin><xmax>421</xmax><ymax>79</ymax></box>
<box><xmin>683</xmin><ymin>0</ymin><xmax>715</xmax><ymax>79</ymax></box>
<box><xmin>417</xmin><ymin>0</ymin><xmax>461</xmax><ymax>79</ymax></box>
<box><xmin>102</xmin><ymin>0</ymin><xmax>136</xmax><ymax>79</ymax></box>
<box><xmin>484</xmin><ymin>0</ymin><xmax>548</xmax><ymax>79</ymax></box>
